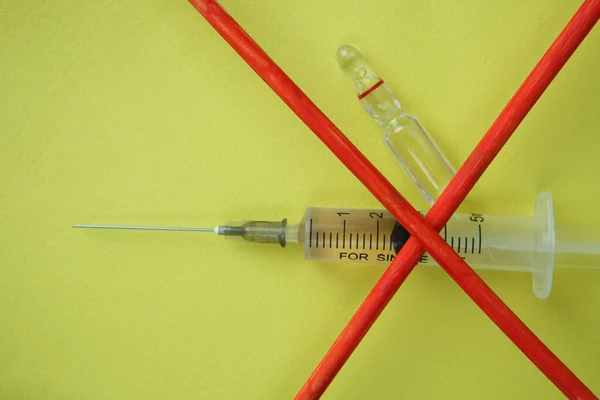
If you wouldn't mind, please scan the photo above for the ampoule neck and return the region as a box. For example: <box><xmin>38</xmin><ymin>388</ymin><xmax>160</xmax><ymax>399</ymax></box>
<box><xmin>378</xmin><ymin>110</ymin><xmax>406</xmax><ymax>128</ymax></box>
<box><xmin>355</xmin><ymin>80</ymin><xmax>404</xmax><ymax>127</ymax></box>
<box><xmin>336</xmin><ymin>45</ymin><xmax>405</xmax><ymax>127</ymax></box>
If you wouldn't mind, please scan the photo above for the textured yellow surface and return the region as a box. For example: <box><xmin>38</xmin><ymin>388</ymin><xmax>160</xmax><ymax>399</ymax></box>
<box><xmin>1</xmin><ymin>0</ymin><xmax>600</xmax><ymax>398</ymax></box>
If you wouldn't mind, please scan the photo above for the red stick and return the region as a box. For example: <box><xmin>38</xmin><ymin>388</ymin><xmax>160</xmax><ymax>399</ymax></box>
<box><xmin>188</xmin><ymin>0</ymin><xmax>600</xmax><ymax>398</ymax></box>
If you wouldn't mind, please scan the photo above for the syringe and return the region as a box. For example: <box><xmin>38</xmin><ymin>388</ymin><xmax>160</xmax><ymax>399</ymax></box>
<box><xmin>75</xmin><ymin>192</ymin><xmax>599</xmax><ymax>299</ymax></box>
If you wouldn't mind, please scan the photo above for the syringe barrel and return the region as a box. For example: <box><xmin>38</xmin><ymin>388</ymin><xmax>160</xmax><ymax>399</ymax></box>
<box><xmin>297</xmin><ymin>207</ymin><xmax>540</xmax><ymax>272</ymax></box>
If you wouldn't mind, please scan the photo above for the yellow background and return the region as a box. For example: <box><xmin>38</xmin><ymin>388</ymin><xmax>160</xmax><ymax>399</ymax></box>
<box><xmin>2</xmin><ymin>0</ymin><xmax>599</xmax><ymax>398</ymax></box>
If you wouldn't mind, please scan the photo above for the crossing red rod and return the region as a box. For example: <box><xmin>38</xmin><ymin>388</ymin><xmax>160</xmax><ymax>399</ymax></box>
<box><xmin>188</xmin><ymin>0</ymin><xmax>600</xmax><ymax>398</ymax></box>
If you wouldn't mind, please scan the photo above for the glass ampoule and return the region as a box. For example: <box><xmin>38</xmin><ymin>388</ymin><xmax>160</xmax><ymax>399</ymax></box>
<box><xmin>337</xmin><ymin>45</ymin><xmax>456</xmax><ymax>205</ymax></box>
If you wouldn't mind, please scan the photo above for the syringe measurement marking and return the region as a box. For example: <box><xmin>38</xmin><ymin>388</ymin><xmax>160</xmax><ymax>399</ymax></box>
<box><xmin>308</xmin><ymin>218</ymin><xmax>415</xmax><ymax>255</ymax></box>
<box><xmin>316</xmin><ymin>231</ymin><xmax>399</xmax><ymax>252</ymax></box>
<box><xmin>446</xmin><ymin>235</ymin><xmax>480</xmax><ymax>254</ymax></box>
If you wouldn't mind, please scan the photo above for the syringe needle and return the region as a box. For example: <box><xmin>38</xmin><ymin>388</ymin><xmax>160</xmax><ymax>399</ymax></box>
<box><xmin>72</xmin><ymin>224</ymin><xmax>216</xmax><ymax>232</ymax></box>
<box><xmin>74</xmin><ymin>219</ymin><xmax>290</xmax><ymax>246</ymax></box>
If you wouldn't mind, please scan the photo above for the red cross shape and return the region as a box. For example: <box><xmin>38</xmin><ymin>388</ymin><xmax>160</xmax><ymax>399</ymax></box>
<box><xmin>189</xmin><ymin>0</ymin><xmax>600</xmax><ymax>398</ymax></box>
